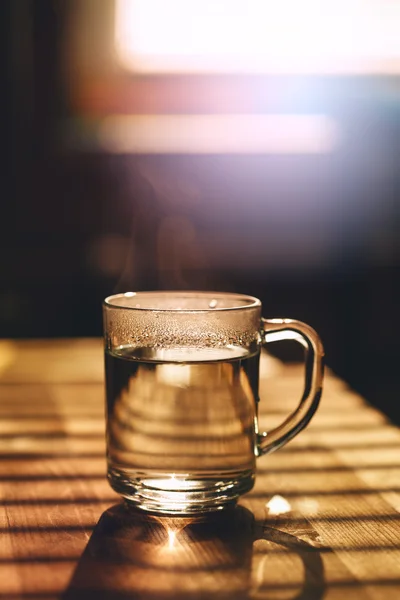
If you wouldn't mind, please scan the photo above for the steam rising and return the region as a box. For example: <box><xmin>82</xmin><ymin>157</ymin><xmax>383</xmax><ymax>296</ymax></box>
<box><xmin>114</xmin><ymin>160</ymin><xmax>219</xmax><ymax>293</ymax></box>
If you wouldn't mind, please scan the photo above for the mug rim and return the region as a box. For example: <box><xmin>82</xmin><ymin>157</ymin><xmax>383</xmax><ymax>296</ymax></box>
<box><xmin>103</xmin><ymin>291</ymin><xmax>261</xmax><ymax>312</ymax></box>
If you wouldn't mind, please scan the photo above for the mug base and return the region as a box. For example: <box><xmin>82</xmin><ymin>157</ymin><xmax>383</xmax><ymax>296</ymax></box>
<box><xmin>107</xmin><ymin>467</ymin><xmax>255</xmax><ymax>515</ymax></box>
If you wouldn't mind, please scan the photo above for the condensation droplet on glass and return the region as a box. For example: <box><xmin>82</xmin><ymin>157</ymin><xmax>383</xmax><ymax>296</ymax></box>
<box><xmin>209</xmin><ymin>299</ymin><xmax>218</xmax><ymax>309</ymax></box>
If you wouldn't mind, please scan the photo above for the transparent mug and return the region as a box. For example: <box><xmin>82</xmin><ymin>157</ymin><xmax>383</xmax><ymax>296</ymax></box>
<box><xmin>103</xmin><ymin>291</ymin><xmax>324</xmax><ymax>514</ymax></box>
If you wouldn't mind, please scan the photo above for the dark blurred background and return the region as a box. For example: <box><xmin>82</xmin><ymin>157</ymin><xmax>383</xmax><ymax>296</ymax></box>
<box><xmin>2</xmin><ymin>1</ymin><xmax>399</xmax><ymax>421</ymax></box>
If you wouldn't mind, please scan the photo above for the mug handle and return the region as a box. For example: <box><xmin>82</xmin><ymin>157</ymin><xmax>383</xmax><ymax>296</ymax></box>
<box><xmin>257</xmin><ymin>318</ymin><xmax>324</xmax><ymax>456</ymax></box>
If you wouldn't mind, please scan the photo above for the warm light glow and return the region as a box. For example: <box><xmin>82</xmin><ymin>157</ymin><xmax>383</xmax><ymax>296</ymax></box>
<box><xmin>167</xmin><ymin>529</ymin><xmax>177</xmax><ymax>549</ymax></box>
<box><xmin>145</xmin><ymin>474</ymin><xmax>189</xmax><ymax>492</ymax></box>
<box><xmin>116</xmin><ymin>0</ymin><xmax>400</xmax><ymax>73</ymax></box>
<box><xmin>266</xmin><ymin>495</ymin><xmax>292</xmax><ymax>515</ymax></box>
<box><xmin>98</xmin><ymin>114</ymin><xmax>338</xmax><ymax>154</ymax></box>
<box><xmin>297</xmin><ymin>498</ymin><xmax>320</xmax><ymax>515</ymax></box>
<box><xmin>158</xmin><ymin>364</ymin><xmax>191</xmax><ymax>386</ymax></box>
<box><xmin>0</xmin><ymin>341</ymin><xmax>16</xmax><ymax>376</ymax></box>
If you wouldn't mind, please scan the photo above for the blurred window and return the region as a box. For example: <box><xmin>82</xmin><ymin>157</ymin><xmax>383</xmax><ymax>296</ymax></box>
<box><xmin>116</xmin><ymin>0</ymin><xmax>400</xmax><ymax>74</ymax></box>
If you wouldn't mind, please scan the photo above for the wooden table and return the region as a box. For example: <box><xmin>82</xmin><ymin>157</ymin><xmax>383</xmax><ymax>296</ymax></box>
<box><xmin>1</xmin><ymin>339</ymin><xmax>400</xmax><ymax>599</ymax></box>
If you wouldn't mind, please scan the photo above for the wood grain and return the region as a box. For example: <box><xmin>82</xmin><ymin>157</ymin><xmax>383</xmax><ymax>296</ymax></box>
<box><xmin>0</xmin><ymin>339</ymin><xmax>399</xmax><ymax>599</ymax></box>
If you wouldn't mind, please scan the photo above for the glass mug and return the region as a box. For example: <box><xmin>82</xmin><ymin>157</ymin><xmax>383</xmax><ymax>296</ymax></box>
<box><xmin>103</xmin><ymin>291</ymin><xmax>324</xmax><ymax>514</ymax></box>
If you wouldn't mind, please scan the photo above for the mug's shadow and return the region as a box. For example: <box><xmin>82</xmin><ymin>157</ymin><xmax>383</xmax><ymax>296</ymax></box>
<box><xmin>63</xmin><ymin>503</ymin><xmax>325</xmax><ymax>600</ymax></box>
